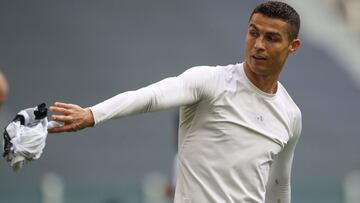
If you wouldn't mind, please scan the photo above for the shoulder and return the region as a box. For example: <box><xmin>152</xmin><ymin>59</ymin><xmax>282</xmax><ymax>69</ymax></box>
<box><xmin>277</xmin><ymin>83</ymin><xmax>302</xmax><ymax>137</ymax></box>
<box><xmin>278</xmin><ymin>83</ymin><xmax>301</xmax><ymax>114</ymax></box>
<box><xmin>179</xmin><ymin>64</ymin><xmax>237</xmax><ymax>97</ymax></box>
<box><xmin>180</xmin><ymin>65</ymin><xmax>224</xmax><ymax>78</ymax></box>
<box><xmin>179</xmin><ymin>64</ymin><xmax>237</xmax><ymax>84</ymax></box>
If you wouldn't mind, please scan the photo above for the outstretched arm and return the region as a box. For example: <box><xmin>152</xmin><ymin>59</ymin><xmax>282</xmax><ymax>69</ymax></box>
<box><xmin>265</xmin><ymin>113</ymin><xmax>302</xmax><ymax>203</ymax></box>
<box><xmin>48</xmin><ymin>66</ymin><xmax>219</xmax><ymax>133</ymax></box>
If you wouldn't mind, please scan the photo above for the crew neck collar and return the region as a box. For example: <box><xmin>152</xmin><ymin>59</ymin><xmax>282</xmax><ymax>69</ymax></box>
<box><xmin>236</xmin><ymin>63</ymin><xmax>279</xmax><ymax>99</ymax></box>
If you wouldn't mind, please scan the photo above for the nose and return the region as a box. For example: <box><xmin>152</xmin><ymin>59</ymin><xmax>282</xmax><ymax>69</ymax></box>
<box><xmin>254</xmin><ymin>37</ymin><xmax>265</xmax><ymax>50</ymax></box>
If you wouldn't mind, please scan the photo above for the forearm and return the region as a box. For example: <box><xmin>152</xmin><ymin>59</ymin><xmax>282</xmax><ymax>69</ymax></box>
<box><xmin>90</xmin><ymin>77</ymin><xmax>198</xmax><ymax>125</ymax></box>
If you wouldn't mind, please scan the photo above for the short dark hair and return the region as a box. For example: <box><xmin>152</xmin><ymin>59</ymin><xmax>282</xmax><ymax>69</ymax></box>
<box><xmin>250</xmin><ymin>1</ymin><xmax>300</xmax><ymax>41</ymax></box>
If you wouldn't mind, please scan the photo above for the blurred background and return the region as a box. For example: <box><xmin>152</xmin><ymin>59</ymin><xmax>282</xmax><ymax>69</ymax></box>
<box><xmin>0</xmin><ymin>0</ymin><xmax>359</xmax><ymax>202</ymax></box>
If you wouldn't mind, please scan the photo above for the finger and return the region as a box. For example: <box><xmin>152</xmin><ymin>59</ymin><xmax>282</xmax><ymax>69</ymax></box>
<box><xmin>53</xmin><ymin>102</ymin><xmax>78</xmax><ymax>109</ymax></box>
<box><xmin>49</xmin><ymin>106</ymin><xmax>72</xmax><ymax>115</ymax></box>
<box><xmin>47</xmin><ymin>121</ymin><xmax>63</xmax><ymax>129</ymax></box>
<box><xmin>51</xmin><ymin>114</ymin><xmax>73</xmax><ymax>122</ymax></box>
<box><xmin>48</xmin><ymin>125</ymin><xmax>75</xmax><ymax>133</ymax></box>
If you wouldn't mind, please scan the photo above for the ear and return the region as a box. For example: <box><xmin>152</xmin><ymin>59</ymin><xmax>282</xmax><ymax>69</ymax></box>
<box><xmin>289</xmin><ymin>39</ymin><xmax>301</xmax><ymax>54</ymax></box>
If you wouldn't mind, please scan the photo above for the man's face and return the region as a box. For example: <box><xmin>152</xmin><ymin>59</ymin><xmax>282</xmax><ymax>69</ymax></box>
<box><xmin>244</xmin><ymin>13</ymin><xmax>300</xmax><ymax>76</ymax></box>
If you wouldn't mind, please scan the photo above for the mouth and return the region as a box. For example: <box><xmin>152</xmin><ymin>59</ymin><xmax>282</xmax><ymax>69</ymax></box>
<box><xmin>251</xmin><ymin>55</ymin><xmax>267</xmax><ymax>61</ymax></box>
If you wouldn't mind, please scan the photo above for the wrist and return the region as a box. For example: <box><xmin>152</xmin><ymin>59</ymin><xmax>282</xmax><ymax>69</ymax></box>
<box><xmin>85</xmin><ymin>108</ymin><xmax>95</xmax><ymax>127</ymax></box>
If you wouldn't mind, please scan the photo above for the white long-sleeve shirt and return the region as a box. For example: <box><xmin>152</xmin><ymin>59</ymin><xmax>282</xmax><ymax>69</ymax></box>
<box><xmin>90</xmin><ymin>63</ymin><xmax>302</xmax><ymax>203</ymax></box>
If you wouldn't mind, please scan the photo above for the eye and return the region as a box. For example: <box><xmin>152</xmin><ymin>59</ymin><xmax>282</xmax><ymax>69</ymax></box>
<box><xmin>249</xmin><ymin>29</ymin><xmax>259</xmax><ymax>37</ymax></box>
<box><xmin>266</xmin><ymin>34</ymin><xmax>281</xmax><ymax>42</ymax></box>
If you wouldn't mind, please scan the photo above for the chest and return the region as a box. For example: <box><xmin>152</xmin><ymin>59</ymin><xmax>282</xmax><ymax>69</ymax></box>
<box><xmin>204</xmin><ymin>89</ymin><xmax>293</xmax><ymax>147</ymax></box>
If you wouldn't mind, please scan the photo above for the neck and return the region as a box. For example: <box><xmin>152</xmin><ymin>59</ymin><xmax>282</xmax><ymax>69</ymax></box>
<box><xmin>243</xmin><ymin>63</ymin><xmax>280</xmax><ymax>94</ymax></box>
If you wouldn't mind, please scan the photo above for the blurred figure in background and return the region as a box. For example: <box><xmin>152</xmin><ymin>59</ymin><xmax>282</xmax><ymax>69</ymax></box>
<box><xmin>0</xmin><ymin>71</ymin><xmax>11</xmax><ymax>131</ymax></box>
<box><xmin>341</xmin><ymin>0</ymin><xmax>360</xmax><ymax>35</ymax></box>
<box><xmin>165</xmin><ymin>113</ymin><xmax>180</xmax><ymax>200</ymax></box>
<box><xmin>0</xmin><ymin>71</ymin><xmax>9</xmax><ymax>107</ymax></box>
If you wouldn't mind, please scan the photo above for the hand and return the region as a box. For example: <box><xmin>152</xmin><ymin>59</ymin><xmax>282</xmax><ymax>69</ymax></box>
<box><xmin>48</xmin><ymin>102</ymin><xmax>95</xmax><ymax>133</ymax></box>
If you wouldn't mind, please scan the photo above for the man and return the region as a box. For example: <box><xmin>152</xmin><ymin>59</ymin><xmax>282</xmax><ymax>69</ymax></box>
<box><xmin>0</xmin><ymin>71</ymin><xmax>8</xmax><ymax>106</ymax></box>
<box><xmin>49</xmin><ymin>1</ymin><xmax>302</xmax><ymax>202</ymax></box>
